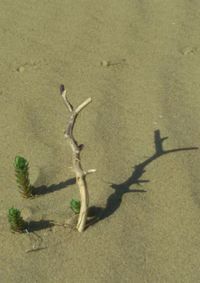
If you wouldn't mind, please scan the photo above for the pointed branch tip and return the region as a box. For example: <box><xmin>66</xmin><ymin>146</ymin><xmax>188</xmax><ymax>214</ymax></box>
<box><xmin>60</xmin><ymin>84</ymin><xmax>65</xmax><ymax>94</ymax></box>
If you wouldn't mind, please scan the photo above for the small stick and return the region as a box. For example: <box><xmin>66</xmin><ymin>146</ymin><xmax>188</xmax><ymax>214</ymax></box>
<box><xmin>25</xmin><ymin>247</ymin><xmax>47</xmax><ymax>253</ymax></box>
<box><xmin>59</xmin><ymin>85</ymin><xmax>96</xmax><ymax>232</ymax></box>
<box><xmin>24</xmin><ymin>229</ymin><xmax>47</xmax><ymax>253</ymax></box>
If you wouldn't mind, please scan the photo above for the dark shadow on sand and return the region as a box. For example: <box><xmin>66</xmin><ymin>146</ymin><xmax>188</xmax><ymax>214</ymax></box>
<box><xmin>86</xmin><ymin>129</ymin><xmax>199</xmax><ymax>229</ymax></box>
<box><xmin>32</xmin><ymin>177</ymin><xmax>76</xmax><ymax>196</ymax></box>
<box><xmin>27</xmin><ymin>220</ymin><xmax>54</xmax><ymax>232</ymax></box>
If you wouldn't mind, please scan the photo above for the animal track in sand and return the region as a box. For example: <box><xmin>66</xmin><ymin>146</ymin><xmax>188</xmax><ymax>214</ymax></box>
<box><xmin>16</xmin><ymin>59</ymin><xmax>41</xmax><ymax>73</ymax></box>
<box><xmin>180</xmin><ymin>46</ymin><xmax>198</xmax><ymax>56</ymax></box>
<box><xmin>100</xmin><ymin>58</ymin><xmax>127</xmax><ymax>67</ymax></box>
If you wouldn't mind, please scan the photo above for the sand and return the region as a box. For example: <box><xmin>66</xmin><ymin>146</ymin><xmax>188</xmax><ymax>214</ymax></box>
<box><xmin>1</xmin><ymin>1</ymin><xmax>200</xmax><ymax>282</ymax></box>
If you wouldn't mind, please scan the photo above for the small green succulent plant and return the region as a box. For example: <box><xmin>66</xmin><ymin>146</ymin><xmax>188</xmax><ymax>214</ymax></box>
<box><xmin>8</xmin><ymin>207</ymin><xmax>26</xmax><ymax>232</ymax></box>
<box><xmin>70</xmin><ymin>199</ymin><xmax>81</xmax><ymax>214</ymax></box>
<box><xmin>14</xmin><ymin>155</ymin><xmax>33</xmax><ymax>198</ymax></box>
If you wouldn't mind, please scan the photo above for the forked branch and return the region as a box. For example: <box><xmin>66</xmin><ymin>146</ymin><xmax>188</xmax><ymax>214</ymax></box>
<box><xmin>59</xmin><ymin>84</ymin><xmax>96</xmax><ymax>232</ymax></box>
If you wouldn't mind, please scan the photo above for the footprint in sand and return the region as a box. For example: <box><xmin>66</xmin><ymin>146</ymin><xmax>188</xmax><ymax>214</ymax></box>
<box><xmin>100</xmin><ymin>58</ymin><xmax>126</xmax><ymax>67</ymax></box>
<box><xmin>16</xmin><ymin>60</ymin><xmax>40</xmax><ymax>73</ymax></box>
<box><xmin>180</xmin><ymin>46</ymin><xmax>198</xmax><ymax>56</ymax></box>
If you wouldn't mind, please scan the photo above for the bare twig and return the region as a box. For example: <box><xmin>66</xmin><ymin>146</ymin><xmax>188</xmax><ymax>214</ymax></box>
<box><xmin>59</xmin><ymin>85</ymin><xmax>96</xmax><ymax>232</ymax></box>
<box><xmin>25</xmin><ymin>247</ymin><xmax>47</xmax><ymax>253</ymax></box>
<box><xmin>25</xmin><ymin>229</ymin><xmax>47</xmax><ymax>253</ymax></box>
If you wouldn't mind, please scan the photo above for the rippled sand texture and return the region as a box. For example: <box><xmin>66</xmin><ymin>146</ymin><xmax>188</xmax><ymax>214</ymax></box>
<box><xmin>0</xmin><ymin>1</ymin><xmax>200</xmax><ymax>282</ymax></box>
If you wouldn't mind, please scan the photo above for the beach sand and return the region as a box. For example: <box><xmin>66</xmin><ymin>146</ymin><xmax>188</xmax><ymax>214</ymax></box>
<box><xmin>0</xmin><ymin>1</ymin><xmax>200</xmax><ymax>282</ymax></box>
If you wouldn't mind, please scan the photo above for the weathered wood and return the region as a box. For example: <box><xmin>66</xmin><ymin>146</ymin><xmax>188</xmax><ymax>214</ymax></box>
<box><xmin>60</xmin><ymin>85</ymin><xmax>96</xmax><ymax>232</ymax></box>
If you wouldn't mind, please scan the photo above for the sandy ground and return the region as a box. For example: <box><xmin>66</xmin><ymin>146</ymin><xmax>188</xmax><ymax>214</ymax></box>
<box><xmin>1</xmin><ymin>1</ymin><xmax>200</xmax><ymax>282</ymax></box>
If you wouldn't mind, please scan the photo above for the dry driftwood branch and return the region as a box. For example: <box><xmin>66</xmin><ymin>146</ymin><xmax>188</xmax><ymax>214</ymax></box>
<box><xmin>59</xmin><ymin>84</ymin><xmax>96</xmax><ymax>232</ymax></box>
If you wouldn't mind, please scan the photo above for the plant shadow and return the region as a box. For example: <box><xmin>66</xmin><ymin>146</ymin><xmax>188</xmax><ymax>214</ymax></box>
<box><xmin>32</xmin><ymin>177</ymin><xmax>76</xmax><ymax>196</ymax></box>
<box><xmin>86</xmin><ymin>129</ymin><xmax>199</xmax><ymax>229</ymax></box>
<box><xmin>27</xmin><ymin>220</ymin><xmax>54</xmax><ymax>232</ymax></box>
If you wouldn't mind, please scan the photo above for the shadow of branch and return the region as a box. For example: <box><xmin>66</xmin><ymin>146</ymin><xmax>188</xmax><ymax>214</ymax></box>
<box><xmin>86</xmin><ymin>129</ymin><xmax>198</xmax><ymax>228</ymax></box>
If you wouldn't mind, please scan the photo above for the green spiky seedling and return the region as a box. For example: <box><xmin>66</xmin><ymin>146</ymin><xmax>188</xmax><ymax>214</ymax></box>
<box><xmin>14</xmin><ymin>155</ymin><xmax>33</xmax><ymax>198</ymax></box>
<box><xmin>8</xmin><ymin>207</ymin><xmax>27</xmax><ymax>232</ymax></box>
<box><xmin>70</xmin><ymin>199</ymin><xmax>81</xmax><ymax>214</ymax></box>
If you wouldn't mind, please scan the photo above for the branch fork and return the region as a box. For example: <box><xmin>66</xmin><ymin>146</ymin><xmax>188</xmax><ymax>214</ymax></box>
<box><xmin>60</xmin><ymin>85</ymin><xmax>96</xmax><ymax>232</ymax></box>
